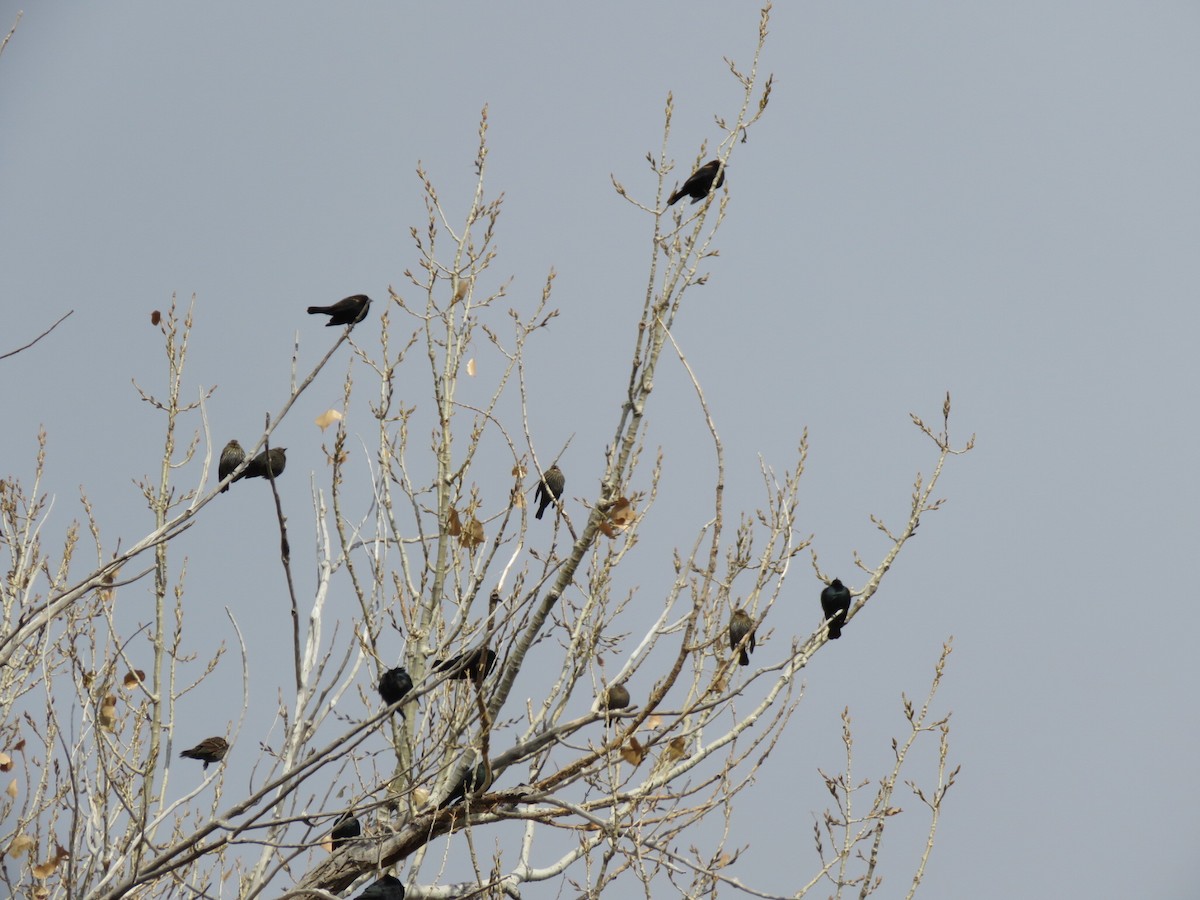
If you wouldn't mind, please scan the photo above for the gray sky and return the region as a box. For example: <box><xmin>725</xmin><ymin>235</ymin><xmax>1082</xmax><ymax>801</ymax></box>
<box><xmin>2</xmin><ymin>3</ymin><xmax>1198</xmax><ymax>898</ymax></box>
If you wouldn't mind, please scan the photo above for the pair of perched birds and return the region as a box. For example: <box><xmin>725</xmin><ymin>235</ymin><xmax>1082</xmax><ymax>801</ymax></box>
<box><xmin>727</xmin><ymin>578</ymin><xmax>853</xmax><ymax>666</ymax></box>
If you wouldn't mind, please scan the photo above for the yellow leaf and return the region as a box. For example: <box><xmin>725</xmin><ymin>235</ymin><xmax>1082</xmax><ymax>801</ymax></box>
<box><xmin>412</xmin><ymin>787</ymin><xmax>431</xmax><ymax>807</ymax></box>
<box><xmin>467</xmin><ymin>358</ymin><xmax>476</xmax><ymax>377</ymax></box>
<box><xmin>6</xmin><ymin>779</ymin><xmax>17</xmax><ymax>799</ymax></box>
<box><xmin>7</xmin><ymin>833</ymin><xmax>34</xmax><ymax>858</ymax></box>
<box><xmin>646</xmin><ymin>715</ymin><xmax>663</xmax><ymax>730</ymax></box>
<box><xmin>315</xmin><ymin>409</ymin><xmax>343</xmax><ymax>431</ymax></box>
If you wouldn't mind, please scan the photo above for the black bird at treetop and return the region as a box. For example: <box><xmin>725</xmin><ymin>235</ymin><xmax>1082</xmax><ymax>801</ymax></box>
<box><xmin>378</xmin><ymin>666</ymin><xmax>413</xmax><ymax>716</ymax></box>
<box><xmin>602</xmin><ymin>683</ymin><xmax>631</xmax><ymax>710</ymax></box>
<box><xmin>218</xmin><ymin>439</ymin><xmax>245</xmax><ymax>492</ymax></box>
<box><xmin>820</xmin><ymin>579</ymin><xmax>851</xmax><ymax>640</ymax></box>
<box><xmin>238</xmin><ymin>447</ymin><xmax>287</xmax><ymax>481</ymax></box>
<box><xmin>330</xmin><ymin>811</ymin><xmax>361</xmax><ymax>850</ymax></box>
<box><xmin>179</xmin><ymin>736</ymin><xmax>229</xmax><ymax>769</ymax></box>
<box><xmin>352</xmin><ymin>874</ymin><xmax>405</xmax><ymax>900</ymax></box>
<box><xmin>434</xmin><ymin>647</ymin><xmax>497</xmax><ymax>684</ymax></box>
<box><xmin>534</xmin><ymin>464</ymin><xmax>565</xmax><ymax>520</ymax></box>
<box><xmin>437</xmin><ymin>756</ymin><xmax>494</xmax><ymax>809</ymax></box>
<box><xmin>728</xmin><ymin>608</ymin><xmax>756</xmax><ymax>666</ymax></box>
<box><xmin>668</xmin><ymin>159</ymin><xmax>726</xmax><ymax>206</ymax></box>
<box><xmin>307</xmin><ymin>294</ymin><xmax>372</xmax><ymax>327</ymax></box>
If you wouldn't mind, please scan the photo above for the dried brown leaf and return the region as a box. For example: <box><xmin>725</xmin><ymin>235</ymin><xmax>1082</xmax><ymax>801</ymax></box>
<box><xmin>7</xmin><ymin>833</ymin><xmax>34</xmax><ymax>858</ymax></box>
<box><xmin>122</xmin><ymin>670</ymin><xmax>145</xmax><ymax>690</ymax></box>
<box><xmin>315</xmin><ymin>409</ymin><xmax>343</xmax><ymax>431</ymax></box>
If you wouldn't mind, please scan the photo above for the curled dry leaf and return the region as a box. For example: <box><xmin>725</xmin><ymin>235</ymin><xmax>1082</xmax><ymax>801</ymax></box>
<box><xmin>598</xmin><ymin>496</ymin><xmax>635</xmax><ymax>538</ymax></box>
<box><xmin>99</xmin><ymin>695</ymin><xmax>118</xmax><ymax>732</ymax></box>
<box><xmin>447</xmin><ymin>508</ymin><xmax>462</xmax><ymax>537</ymax></box>
<box><xmin>122</xmin><ymin>670</ymin><xmax>145</xmax><ymax>690</ymax></box>
<box><xmin>7</xmin><ymin>833</ymin><xmax>34</xmax><ymax>858</ymax></box>
<box><xmin>467</xmin><ymin>357</ymin><xmax>476</xmax><ymax>377</ymax></box>
<box><xmin>315</xmin><ymin>409</ymin><xmax>343</xmax><ymax>431</ymax></box>
<box><xmin>646</xmin><ymin>715</ymin><xmax>663</xmax><ymax>730</ymax></box>
<box><xmin>31</xmin><ymin>844</ymin><xmax>69</xmax><ymax>880</ymax></box>
<box><xmin>10</xmin><ymin>739</ymin><xmax>23</xmax><ymax>754</ymax></box>
<box><xmin>511</xmin><ymin>464</ymin><xmax>526</xmax><ymax>479</ymax></box>
<box><xmin>665</xmin><ymin>736</ymin><xmax>687</xmax><ymax>761</ymax></box>
<box><xmin>6</xmin><ymin>779</ymin><xmax>16</xmax><ymax>799</ymax></box>
<box><xmin>458</xmin><ymin>514</ymin><xmax>484</xmax><ymax>549</ymax></box>
<box><xmin>412</xmin><ymin>787</ymin><xmax>431</xmax><ymax>808</ymax></box>
<box><xmin>619</xmin><ymin>736</ymin><xmax>646</xmax><ymax>767</ymax></box>
<box><xmin>0</xmin><ymin>751</ymin><xmax>11</xmax><ymax>772</ymax></box>
<box><xmin>150</xmin><ymin>310</ymin><xmax>161</xmax><ymax>326</ymax></box>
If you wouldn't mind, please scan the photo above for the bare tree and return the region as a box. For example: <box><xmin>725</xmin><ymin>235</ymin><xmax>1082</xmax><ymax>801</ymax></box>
<box><xmin>0</xmin><ymin>6</ymin><xmax>970</xmax><ymax>898</ymax></box>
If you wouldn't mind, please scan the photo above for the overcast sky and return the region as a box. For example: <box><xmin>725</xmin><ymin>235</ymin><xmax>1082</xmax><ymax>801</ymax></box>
<box><xmin>2</xmin><ymin>3</ymin><xmax>1198</xmax><ymax>898</ymax></box>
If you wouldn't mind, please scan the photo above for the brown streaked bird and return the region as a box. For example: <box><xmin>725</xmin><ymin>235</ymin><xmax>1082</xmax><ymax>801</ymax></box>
<box><xmin>602</xmin><ymin>683</ymin><xmax>631</xmax><ymax>710</ymax></box>
<box><xmin>437</xmin><ymin>756</ymin><xmax>493</xmax><ymax>809</ymax></box>
<box><xmin>307</xmin><ymin>294</ymin><xmax>372</xmax><ymax>327</ymax></box>
<box><xmin>330</xmin><ymin>811</ymin><xmax>361</xmax><ymax>850</ymax></box>
<box><xmin>729</xmin><ymin>608</ymin><xmax>756</xmax><ymax>666</ymax></box>
<box><xmin>534</xmin><ymin>464</ymin><xmax>565</xmax><ymax>520</ymax></box>
<box><xmin>179</xmin><ymin>736</ymin><xmax>228</xmax><ymax>769</ymax></box>
<box><xmin>218</xmin><ymin>440</ymin><xmax>245</xmax><ymax>492</ymax></box>
<box><xmin>820</xmin><ymin>578</ymin><xmax>851</xmax><ymax>640</ymax></box>
<box><xmin>353</xmin><ymin>874</ymin><xmax>405</xmax><ymax>900</ymax></box>
<box><xmin>434</xmin><ymin>647</ymin><xmax>497</xmax><ymax>684</ymax></box>
<box><xmin>238</xmin><ymin>447</ymin><xmax>287</xmax><ymax>481</ymax></box>
<box><xmin>668</xmin><ymin>159</ymin><xmax>726</xmax><ymax>206</ymax></box>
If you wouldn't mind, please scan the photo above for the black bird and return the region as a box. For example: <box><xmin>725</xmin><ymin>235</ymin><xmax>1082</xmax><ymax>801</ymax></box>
<box><xmin>821</xmin><ymin>578</ymin><xmax>851</xmax><ymax>640</ymax></box>
<box><xmin>238</xmin><ymin>447</ymin><xmax>287</xmax><ymax>481</ymax></box>
<box><xmin>728</xmin><ymin>608</ymin><xmax>756</xmax><ymax>666</ymax></box>
<box><xmin>308</xmin><ymin>294</ymin><xmax>372</xmax><ymax>327</ymax></box>
<box><xmin>434</xmin><ymin>647</ymin><xmax>497</xmax><ymax>684</ymax></box>
<box><xmin>218</xmin><ymin>440</ymin><xmax>244</xmax><ymax>492</ymax></box>
<box><xmin>378</xmin><ymin>666</ymin><xmax>413</xmax><ymax>716</ymax></box>
<box><xmin>534</xmin><ymin>464</ymin><xmax>565</xmax><ymax>520</ymax></box>
<box><xmin>437</xmin><ymin>756</ymin><xmax>493</xmax><ymax>809</ymax></box>
<box><xmin>602</xmin><ymin>683</ymin><xmax>631</xmax><ymax>710</ymax></box>
<box><xmin>179</xmin><ymin>736</ymin><xmax>229</xmax><ymax>769</ymax></box>
<box><xmin>330</xmin><ymin>811</ymin><xmax>361</xmax><ymax>850</ymax></box>
<box><xmin>352</xmin><ymin>874</ymin><xmax>405</xmax><ymax>900</ymax></box>
<box><xmin>668</xmin><ymin>159</ymin><xmax>726</xmax><ymax>206</ymax></box>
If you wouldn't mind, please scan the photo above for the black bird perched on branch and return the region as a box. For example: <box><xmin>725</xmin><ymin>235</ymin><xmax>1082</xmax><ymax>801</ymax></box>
<box><xmin>438</xmin><ymin>756</ymin><xmax>494</xmax><ymax>809</ymax></box>
<box><xmin>330</xmin><ymin>811</ymin><xmax>361</xmax><ymax>850</ymax></box>
<box><xmin>352</xmin><ymin>874</ymin><xmax>405</xmax><ymax>900</ymax></box>
<box><xmin>179</xmin><ymin>736</ymin><xmax>228</xmax><ymax>769</ymax></box>
<box><xmin>728</xmin><ymin>608</ymin><xmax>756</xmax><ymax>666</ymax></box>
<box><xmin>237</xmin><ymin>447</ymin><xmax>287</xmax><ymax>481</ymax></box>
<box><xmin>821</xmin><ymin>579</ymin><xmax>851</xmax><ymax>640</ymax></box>
<box><xmin>534</xmin><ymin>464</ymin><xmax>565</xmax><ymax>520</ymax></box>
<box><xmin>434</xmin><ymin>647</ymin><xmax>497</xmax><ymax>684</ymax></box>
<box><xmin>378</xmin><ymin>666</ymin><xmax>413</xmax><ymax>716</ymax></box>
<box><xmin>307</xmin><ymin>294</ymin><xmax>372</xmax><ymax>327</ymax></box>
<box><xmin>218</xmin><ymin>440</ymin><xmax>244</xmax><ymax>492</ymax></box>
<box><xmin>602</xmin><ymin>683</ymin><xmax>631</xmax><ymax>710</ymax></box>
<box><xmin>668</xmin><ymin>159</ymin><xmax>726</xmax><ymax>206</ymax></box>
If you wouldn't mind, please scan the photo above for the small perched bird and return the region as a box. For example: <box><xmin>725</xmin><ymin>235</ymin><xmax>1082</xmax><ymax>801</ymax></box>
<box><xmin>434</xmin><ymin>647</ymin><xmax>497</xmax><ymax>684</ymax></box>
<box><xmin>218</xmin><ymin>440</ymin><xmax>245</xmax><ymax>492</ymax></box>
<box><xmin>602</xmin><ymin>683</ymin><xmax>631</xmax><ymax>710</ymax></box>
<box><xmin>378</xmin><ymin>666</ymin><xmax>413</xmax><ymax>716</ymax></box>
<box><xmin>353</xmin><ymin>874</ymin><xmax>405</xmax><ymax>900</ymax></box>
<box><xmin>330</xmin><ymin>811</ymin><xmax>361</xmax><ymax>850</ymax></box>
<box><xmin>668</xmin><ymin>159</ymin><xmax>726</xmax><ymax>206</ymax></box>
<box><xmin>438</xmin><ymin>756</ymin><xmax>494</xmax><ymax>809</ymax></box>
<box><xmin>821</xmin><ymin>578</ymin><xmax>851</xmax><ymax>640</ymax></box>
<box><xmin>179</xmin><ymin>736</ymin><xmax>229</xmax><ymax>769</ymax></box>
<box><xmin>307</xmin><ymin>294</ymin><xmax>372</xmax><ymax>327</ymax></box>
<box><xmin>728</xmin><ymin>608</ymin><xmax>756</xmax><ymax>666</ymax></box>
<box><xmin>238</xmin><ymin>447</ymin><xmax>287</xmax><ymax>481</ymax></box>
<box><xmin>534</xmin><ymin>464</ymin><xmax>565</xmax><ymax>520</ymax></box>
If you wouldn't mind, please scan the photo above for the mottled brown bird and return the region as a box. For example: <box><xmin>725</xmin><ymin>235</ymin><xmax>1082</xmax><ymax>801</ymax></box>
<box><xmin>330</xmin><ymin>811</ymin><xmax>361</xmax><ymax>850</ymax></box>
<box><xmin>353</xmin><ymin>874</ymin><xmax>405</xmax><ymax>900</ymax></box>
<box><xmin>602</xmin><ymin>683</ymin><xmax>631</xmax><ymax>710</ymax></box>
<box><xmin>668</xmin><ymin>159</ymin><xmax>726</xmax><ymax>206</ymax></box>
<box><xmin>820</xmin><ymin>578</ymin><xmax>851</xmax><ymax>640</ymax></box>
<box><xmin>238</xmin><ymin>447</ymin><xmax>287</xmax><ymax>481</ymax></box>
<box><xmin>179</xmin><ymin>736</ymin><xmax>228</xmax><ymax>769</ymax></box>
<box><xmin>307</xmin><ymin>294</ymin><xmax>372</xmax><ymax>327</ymax></box>
<box><xmin>437</xmin><ymin>756</ymin><xmax>493</xmax><ymax>809</ymax></box>
<box><xmin>534</xmin><ymin>464</ymin><xmax>565</xmax><ymax>520</ymax></box>
<box><xmin>729</xmin><ymin>609</ymin><xmax>756</xmax><ymax>666</ymax></box>
<box><xmin>218</xmin><ymin>440</ymin><xmax>245</xmax><ymax>492</ymax></box>
<box><xmin>434</xmin><ymin>647</ymin><xmax>497</xmax><ymax>684</ymax></box>
<box><xmin>378</xmin><ymin>666</ymin><xmax>413</xmax><ymax>716</ymax></box>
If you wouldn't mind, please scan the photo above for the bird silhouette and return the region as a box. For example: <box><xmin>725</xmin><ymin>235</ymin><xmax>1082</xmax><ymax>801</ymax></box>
<box><xmin>438</xmin><ymin>756</ymin><xmax>493</xmax><ymax>809</ymax></box>
<box><xmin>218</xmin><ymin>440</ymin><xmax>244</xmax><ymax>492</ymax></box>
<box><xmin>602</xmin><ymin>683</ymin><xmax>631</xmax><ymax>710</ymax></box>
<box><xmin>307</xmin><ymin>294</ymin><xmax>372</xmax><ymax>327</ymax></box>
<box><xmin>668</xmin><ymin>159</ymin><xmax>726</xmax><ymax>206</ymax></box>
<box><xmin>378</xmin><ymin>666</ymin><xmax>413</xmax><ymax>716</ymax></box>
<box><xmin>534</xmin><ymin>464</ymin><xmax>565</xmax><ymax>520</ymax></box>
<box><xmin>433</xmin><ymin>648</ymin><xmax>497</xmax><ymax>684</ymax></box>
<box><xmin>179</xmin><ymin>736</ymin><xmax>228</xmax><ymax>769</ymax></box>
<box><xmin>330</xmin><ymin>811</ymin><xmax>361</xmax><ymax>850</ymax></box>
<box><xmin>238</xmin><ymin>447</ymin><xmax>287</xmax><ymax>481</ymax></box>
<box><xmin>352</xmin><ymin>874</ymin><xmax>405</xmax><ymax>900</ymax></box>
<box><xmin>820</xmin><ymin>579</ymin><xmax>851</xmax><ymax>640</ymax></box>
<box><xmin>728</xmin><ymin>608</ymin><xmax>756</xmax><ymax>666</ymax></box>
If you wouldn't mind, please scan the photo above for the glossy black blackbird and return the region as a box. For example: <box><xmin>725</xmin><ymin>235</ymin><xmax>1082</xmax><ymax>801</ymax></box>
<box><xmin>179</xmin><ymin>736</ymin><xmax>228</xmax><ymax>769</ymax></box>
<box><xmin>602</xmin><ymin>683</ymin><xmax>631</xmax><ymax>710</ymax></box>
<box><xmin>238</xmin><ymin>447</ymin><xmax>287</xmax><ymax>481</ymax></box>
<box><xmin>728</xmin><ymin>608</ymin><xmax>756</xmax><ymax>666</ymax></box>
<box><xmin>433</xmin><ymin>647</ymin><xmax>497</xmax><ymax>684</ymax></box>
<box><xmin>308</xmin><ymin>294</ymin><xmax>372</xmax><ymax>327</ymax></box>
<box><xmin>437</xmin><ymin>757</ymin><xmax>493</xmax><ymax>809</ymax></box>
<box><xmin>330</xmin><ymin>811</ymin><xmax>361</xmax><ymax>850</ymax></box>
<box><xmin>534</xmin><ymin>464</ymin><xmax>565</xmax><ymax>520</ymax></box>
<box><xmin>353</xmin><ymin>874</ymin><xmax>405</xmax><ymax>900</ymax></box>
<box><xmin>668</xmin><ymin>159</ymin><xmax>726</xmax><ymax>206</ymax></box>
<box><xmin>821</xmin><ymin>578</ymin><xmax>851</xmax><ymax>640</ymax></box>
<box><xmin>378</xmin><ymin>666</ymin><xmax>413</xmax><ymax>716</ymax></box>
<box><xmin>218</xmin><ymin>440</ymin><xmax>244</xmax><ymax>492</ymax></box>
